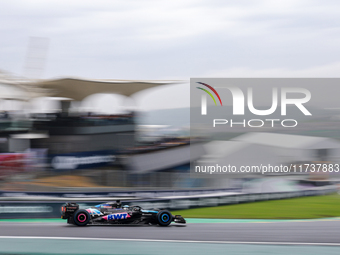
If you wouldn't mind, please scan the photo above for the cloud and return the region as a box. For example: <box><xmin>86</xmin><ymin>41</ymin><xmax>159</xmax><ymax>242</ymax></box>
<box><xmin>1</xmin><ymin>1</ymin><xmax>340</xmax><ymax>110</ymax></box>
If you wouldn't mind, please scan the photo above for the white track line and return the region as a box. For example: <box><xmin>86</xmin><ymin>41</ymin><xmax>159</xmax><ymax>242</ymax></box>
<box><xmin>0</xmin><ymin>236</ymin><xmax>339</xmax><ymax>246</ymax></box>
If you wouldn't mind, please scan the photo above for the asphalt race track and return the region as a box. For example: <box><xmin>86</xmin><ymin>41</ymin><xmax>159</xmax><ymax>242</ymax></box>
<box><xmin>1</xmin><ymin>220</ymin><xmax>340</xmax><ymax>254</ymax></box>
<box><xmin>0</xmin><ymin>219</ymin><xmax>340</xmax><ymax>244</ymax></box>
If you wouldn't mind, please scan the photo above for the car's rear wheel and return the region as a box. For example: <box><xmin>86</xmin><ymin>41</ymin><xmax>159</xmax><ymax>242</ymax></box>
<box><xmin>73</xmin><ymin>209</ymin><xmax>91</xmax><ymax>226</ymax></box>
<box><xmin>156</xmin><ymin>210</ymin><xmax>172</xmax><ymax>226</ymax></box>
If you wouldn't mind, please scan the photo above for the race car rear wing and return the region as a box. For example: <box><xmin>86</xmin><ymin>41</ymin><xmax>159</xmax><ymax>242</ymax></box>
<box><xmin>61</xmin><ymin>202</ymin><xmax>79</xmax><ymax>219</ymax></box>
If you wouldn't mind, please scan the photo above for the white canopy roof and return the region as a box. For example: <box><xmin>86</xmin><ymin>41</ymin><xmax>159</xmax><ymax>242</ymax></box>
<box><xmin>0</xmin><ymin>70</ymin><xmax>184</xmax><ymax>101</ymax></box>
<box><xmin>32</xmin><ymin>78</ymin><xmax>182</xmax><ymax>101</ymax></box>
<box><xmin>199</xmin><ymin>140</ymin><xmax>283</xmax><ymax>169</ymax></box>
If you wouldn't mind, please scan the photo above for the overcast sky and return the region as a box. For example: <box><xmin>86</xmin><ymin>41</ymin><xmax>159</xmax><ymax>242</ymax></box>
<box><xmin>1</xmin><ymin>0</ymin><xmax>340</xmax><ymax>111</ymax></box>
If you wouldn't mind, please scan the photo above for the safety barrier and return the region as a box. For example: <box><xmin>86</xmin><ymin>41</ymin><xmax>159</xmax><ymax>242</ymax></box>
<box><xmin>0</xmin><ymin>186</ymin><xmax>336</xmax><ymax>219</ymax></box>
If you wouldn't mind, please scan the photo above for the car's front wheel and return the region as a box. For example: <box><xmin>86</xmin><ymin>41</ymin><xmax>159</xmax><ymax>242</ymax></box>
<box><xmin>73</xmin><ymin>209</ymin><xmax>91</xmax><ymax>226</ymax></box>
<box><xmin>156</xmin><ymin>210</ymin><xmax>172</xmax><ymax>226</ymax></box>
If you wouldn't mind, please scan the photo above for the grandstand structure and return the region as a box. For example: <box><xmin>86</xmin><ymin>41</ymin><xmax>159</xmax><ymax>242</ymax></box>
<box><xmin>0</xmin><ymin>72</ymin><xmax>196</xmax><ymax>177</ymax></box>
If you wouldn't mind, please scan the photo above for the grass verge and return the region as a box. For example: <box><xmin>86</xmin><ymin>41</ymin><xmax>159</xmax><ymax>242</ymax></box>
<box><xmin>172</xmin><ymin>193</ymin><xmax>340</xmax><ymax>219</ymax></box>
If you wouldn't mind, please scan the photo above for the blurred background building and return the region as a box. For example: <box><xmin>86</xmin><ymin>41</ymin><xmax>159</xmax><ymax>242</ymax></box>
<box><xmin>1</xmin><ymin>71</ymin><xmax>340</xmax><ymax>193</ymax></box>
<box><xmin>0</xmin><ymin>72</ymin><xmax>208</xmax><ymax>190</ymax></box>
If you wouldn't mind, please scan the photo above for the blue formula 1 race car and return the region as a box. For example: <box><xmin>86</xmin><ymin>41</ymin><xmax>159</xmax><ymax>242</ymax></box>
<box><xmin>61</xmin><ymin>200</ymin><xmax>186</xmax><ymax>227</ymax></box>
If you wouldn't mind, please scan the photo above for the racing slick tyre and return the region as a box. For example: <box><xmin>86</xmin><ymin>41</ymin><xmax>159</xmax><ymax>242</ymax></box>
<box><xmin>156</xmin><ymin>210</ymin><xmax>172</xmax><ymax>226</ymax></box>
<box><xmin>73</xmin><ymin>209</ymin><xmax>91</xmax><ymax>226</ymax></box>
